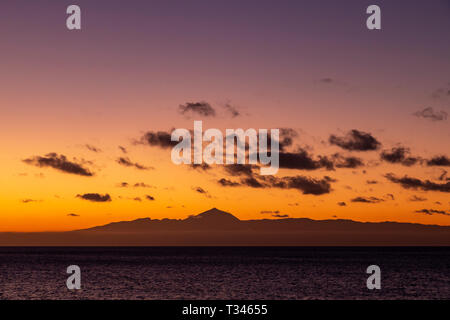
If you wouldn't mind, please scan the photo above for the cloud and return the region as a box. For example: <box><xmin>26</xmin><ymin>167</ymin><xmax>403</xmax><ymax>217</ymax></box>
<box><xmin>224</xmin><ymin>164</ymin><xmax>257</xmax><ymax>176</ymax></box>
<box><xmin>118</xmin><ymin>182</ymin><xmax>129</xmax><ymax>187</ymax></box>
<box><xmin>279</xmin><ymin>150</ymin><xmax>334</xmax><ymax>170</ymax></box>
<box><xmin>137</xmin><ymin>130</ymin><xmax>178</xmax><ymax>149</ymax></box>
<box><xmin>439</xmin><ymin>170</ymin><xmax>450</xmax><ymax>181</ymax></box>
<box><xmin>85</xmin><ymin>144</ymin><xmax>101</xmax><ymax>153</ymax></box>
<box><xmin>190</xmin><ymin>163</ymin><xmax>212</xmax><ymax>171</ymax></box>
<box><xmin>277</xmin><ymin>128</ymin><xmax>299</xmax><ymax>151</ymax></box>
<box><xmin>241</xmin><ymin>177</ymin><xmax>266</xmax><ymax>188</ymax></box>
<box><xmin>179</xmin><ymin>101</ymin><xmax>216</xmax><ymax>117</ymax></box>
<box><xmin>415</xmin><ymin>209</ymin><xmax>450</xmax><ymax>216</ymax></box>
<box><xmin>23</xmin><ymin>153</ymin><xmax>94</xmax><ymax>176</ymax></box>
<box><xmin>431</xmin><ymin>86</ymin><xmax>450</xmax><ymax>100</ymax></box>
<box><xmin>133</xmin><ymin>197</ymin><xmax>142</xmax><ymax>202</ymax></box>
<box><xmin>366</xmin><ymin>180</ymin><xmax>378</xmax><ymax>185</ymax></box>
<box><xmin>351</xmin><ymin>196</ymin><xmax>384</xmax><ymax>203</ymax></box>
<box><xmin>413</xmin><ymin>107</ymin><xmax>448</xmax><ymax>121</ymax></box>
<box><xmin>265</xmin><ymin>175</ymin><xmax>333</xmax><ymax>195</ymax></box>
<box><xmin>194</xmin><ymin>187</ymin><xmax>212</xmax><ymax>198</ymax></box>
<box><xmin>116</xmin><ymin>157</ymin><xmax>153</xmax><ymax>170</ymax></box>
<box><xmin>118</xmin><ymin>146</ymin><xmax>127</xmax><ymax>154</ymax></box>
<box><xmin>409</xmin><ymin>195</ymin><xmax>427</xmax><ymax>202</ymax></box>
<box><xmin>217</xmin><ymin>178</ymin><xmax>240</xmax><ymax>187</ymax></box>
<box><xmin>76</xmin><ymin>193</ymin><xmax>111</xmax><ymax>202</ymax></box>
<box><xmin>67</xmin><ymin>213</ymin><xmax>80</xmax><ymax>217</ymax></box>
<box><xmin>380</xmin><ymin>147</ymin><xmax>420</xmax><ymax>166</ymax></box>
<box><xmin>337</xmin><ymin>202</ymin><xmax>347</xmax><ymax>206</ymax></box>
<box><xmin>332</xmin><ymin>154</ymin><xmax>364</xmax><ymax>169</ymax></box>
<box><xmin>134</xmin><ymin>182</ymin><xmax>153</xmax><ymax>188</ymax></box>
<box><xmin>219</xmin><ymin>172</ymin><xmax>333</xmax><ymax>195</ymax></box>
<box><xmin>272</xmin><ymin>214</ymin><xmax>289</xmax><ymax>218</ymax></box>
<box><xmin>145</xmin><ymin>195</ymin><xmax>155</xmax><ymax>201</ymax></box>
<box><xmin>224</xmin><ymin>103</ymin><xmax>241</xmax><ymax>118</ymax></box>
<box><xmin>260</xmin><ymin>210</ymin><xmax>280</xmax><ymax>214</ymax></box>
<box><xmin>329</xmin><ymin>130</ymin><xmax>381</xmax><ymax>151</ymax></box>
<box><xmin>21</xmin><ymin>199</ymin><xmax>38</xmax><ymax>203</ymax></box>
<box><xmin>426</xmin><ymin>156</ymin><xmax>450</xmax><ymax>167</ymax></box>
<box><xmin>385</xmin><ymin>173</ymin><xmax>450</xmax><ymax>193</ymax></box>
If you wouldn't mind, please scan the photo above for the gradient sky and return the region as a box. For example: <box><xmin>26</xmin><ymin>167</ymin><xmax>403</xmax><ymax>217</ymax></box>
<box><xmin>0</xmin><ymin>0</ymin><xmax>449</xmax><ymax>231</ymax></box>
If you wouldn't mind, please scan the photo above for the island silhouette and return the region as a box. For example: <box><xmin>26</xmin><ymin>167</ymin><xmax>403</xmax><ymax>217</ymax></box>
<box><xmin>1</xmin><ymin>208</ymin><xmax>450</xmax><ymax>246</ymax></box>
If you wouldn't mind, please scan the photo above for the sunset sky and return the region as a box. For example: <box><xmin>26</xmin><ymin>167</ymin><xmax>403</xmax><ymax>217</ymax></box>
<box><xmin>0</xmin><ymin>0</ymin><xmax>449</xmax><ymax>231</ymax></box>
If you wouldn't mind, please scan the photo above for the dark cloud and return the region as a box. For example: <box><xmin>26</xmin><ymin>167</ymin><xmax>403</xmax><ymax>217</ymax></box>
<box><xmin>413</xmin><ymin>107</ymin><xmax>448</xmax><ymax>121</ymax></box>
<box><xmin>190</xmin><ymin>163</ymin><xmax>212</xmax><ymax>171</ymax></box>
<box><xmin>145</xmin><ymin>195</ymin><xmax>155</xmax><ymax>201</ymax></box>
<box><xmin>116</xmin><ymin>157</ymin><xmax>153</xmax><ymax>170</ymax></box>
<box><xmin>85</xmin><ymin>144</ymin><xmax>101</xmax><ymax>153</ymax></box>
<box><xmin>138</xmin><ymin>131</ymin><xmax>178</xmax><ymax>149</ymax></box>
<box><xmin>133</xmin><ymin>197</ymin><xmax>142</xmax><ymax>202</ymax></box>
<box><xmin>366</xmin><ymin>180</ymin><xmax>378</xmax><ymax>185</ymax></box>
<box><xmin>329</xmin><ymin>130</ymin><xmax>381</xmax><ymax>151</ymax></box>
<box><xmin>438</xmin><ymin>170</ymin><xmax>450</xmax><ymax>181</ymax></box>
<box><xmin>337</xmin><ymin>202</ymin><xmax>347</xmax><ymax>206</ymax></box>
<box><xmin>426</xmin><ymin>156</ymin><xmax>450</xmax><ymax>167</ymax></box>
<box><xmin>217</xmin><ymin>178</ymin><xmax>240</xmax><ymax>187</ymax></box>
<box><xmin>23</xmin><ymin>153</ymin><xmax>94</xmax><ymax>176</ymax></box>
<box><xmin>272</xmin><ymin>214</ymin><xmax>289</xmax><ymax>218</ymax></box>
<box><xmin>261</xmin><ymin>210</ymin><xmax>280</xmax><ymax>214</ymax></box>
<box><xmin>386</xmin><ymin>193</ymin><xmax>395</xmax><ymax>200</ymax></box>
<box><xmin>267</xmin><ymin>175</ymin><xmax>333</xmax><ymax>195</ymax></box>
<box><xmin>380</xmin><ymin>147</ymin><xmax>420</xmax><ymax>166</ymax></box>
<box><xmin>277</xmin><ymin>128</ymin><xmax>298</xmax><ymax>151</ymax></box>
<box><xmin>118</xmin><ymin>182</ymin><xmax>129</xmax><ymax>187</ymax></box>
<box><xmin>224</xmin><ymin>164</ymin><xmax>257</xmax><ymax>177</ymax></box>
<box><xmin>118</xmin><ymin>146</ymin><xmax>127</xmax><ymax>154</ymax></box>
<box><xmin>67</xmin><ymin>213</ymin><xmax>80</xmax><ymax>217</ymax></box>
<box><xmin>385</xmin><ymin>173</ymin><xmax>450</xmax><ymax>193</ymax></box>
<box><xmin>351</xmin><ymin>196</ymin><xmax>384</xmax><ymax>204</ymax></box>
<box><xmin>219</xmin><ymin>162</ymin><xmax>334</xmax><ymax>195</ymax></box>
<box><xmin>279</xmin><ymin>150</ymin><xmax>334</xmax><ymax>170</ymax></box>
<box><xmin>134</xmin><ymin>182</ymin><xmax>152</xmax><ymax>188</ymax></box>
<box><xmin>415</xmin><ymin>209</ymin><xmax>450</xmax><ymax>216</ymax></box>
<box><xmin>179</xmin><ymin>101</ymin><xmax>216</xmax><ymax>117</ymax></box>
<box><xmin>76</xmin><ymin>193</ymin><xmax>111</xmax><ymax>202</ymax></box>
<box><xmin>409</xmin><ymin>195</ymin><xmax>427</xmax><ymax>202</ymax></box>
<box><xmin>21</xmin><ymin>199</ymin><xmax>38</xmax><ymax>203</ymax></box>
<box><xmin>195</xmin><ymin>187</ymin><xmax>207</xmax><ymax>194</ymax></box>
<box><xmin>241</xmin><ymin>177</ymin><xmax>266</xmax><ymax>188</ymax></box>
<box><xmin>220</xmin><ymin>174</ymin><xmax>333</xmax><ymax>195</ymax></box>
<box><xmin>224</xmin><ymin>103</ymin><xmax>241</xmax><ymax>118</ymax></box>
<box><xmin>333</xmin><ymin>154</ymin><xmax>364</xmax><ymax>169</ymax></box>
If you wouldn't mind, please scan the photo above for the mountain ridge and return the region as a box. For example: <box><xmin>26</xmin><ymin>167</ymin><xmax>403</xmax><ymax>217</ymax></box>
<box><xmin>1</xmin><ymin>208</ymin><xmax>450</xmax><ymax>246</ymax></box>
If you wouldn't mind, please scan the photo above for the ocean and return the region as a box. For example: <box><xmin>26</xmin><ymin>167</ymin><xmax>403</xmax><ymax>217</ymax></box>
<box><xmin>0</xmin><ymin>247</ymin><xmax>449</xmax><ymax>300</ymax></box>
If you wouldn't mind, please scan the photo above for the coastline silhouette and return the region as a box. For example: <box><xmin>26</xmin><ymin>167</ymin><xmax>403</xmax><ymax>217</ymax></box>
<box><xmin>1</xmin><ymin>208</ymin><xmax>450</xmax><ymax>246</ymax></box>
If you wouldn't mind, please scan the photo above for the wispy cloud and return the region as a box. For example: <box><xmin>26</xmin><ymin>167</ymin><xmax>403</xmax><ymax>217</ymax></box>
<box><xmin>23</xmin><ymin>153</ymin><xmax>94</xmax><ymax>176</ymax></box>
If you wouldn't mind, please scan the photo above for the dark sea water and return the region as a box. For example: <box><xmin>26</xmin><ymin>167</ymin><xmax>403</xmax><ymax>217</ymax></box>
<box><xmin>0</xmin><ymin>247</ymin><xmax>449</xmax><ymax>300</ymax></box>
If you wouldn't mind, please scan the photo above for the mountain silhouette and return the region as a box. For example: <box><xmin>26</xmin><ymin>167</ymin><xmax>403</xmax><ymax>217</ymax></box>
<box><xmin>1</xmin><ymin>208</ymin><xmax>450</xmax><ymax>246</ymax></box>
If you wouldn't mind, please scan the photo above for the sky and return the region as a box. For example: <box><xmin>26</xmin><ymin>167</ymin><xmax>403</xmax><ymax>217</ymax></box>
<box><xmin>0</xmin><ymin>0</ymin><xmax>449</xmax><ymax>231</ymax></box>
